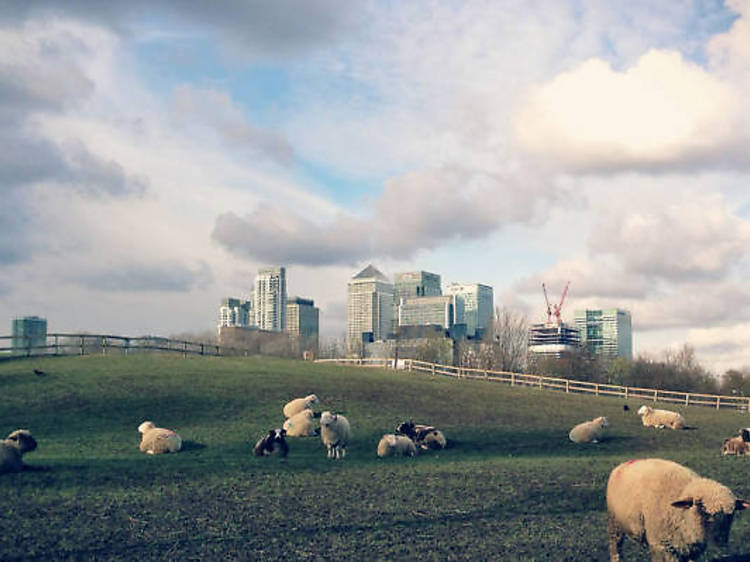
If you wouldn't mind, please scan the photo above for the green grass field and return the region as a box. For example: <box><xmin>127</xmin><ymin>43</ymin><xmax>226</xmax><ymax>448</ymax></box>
<box><xmin>2</xmin><ymin>354</ymin><xmax>750</xmax><ymax>561</ymax></box>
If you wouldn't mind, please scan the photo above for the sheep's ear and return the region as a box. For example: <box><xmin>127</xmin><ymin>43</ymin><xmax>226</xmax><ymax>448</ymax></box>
<box><xmin>268</xmin><ymin>430</ymin><xmax>275</xmax><ymax>437</ymax></box>
<box><xmin>671</xmin><ymin>498</ymin><xmax>695</xmax><ymax>509</ymax></box>
<box><xmin>280</xmin><ymin>429</ymin><xmax>286</xmax><ymax>436</ymax></box>
<box><xmin>7</xmin><ymin>434</ymin><xmax>18</xmax><ymax>441</ymax></box>
<box><xmin>735</xmin><ymin>499</ymin><xmax>750</xmax><ymax>510</ymax></box>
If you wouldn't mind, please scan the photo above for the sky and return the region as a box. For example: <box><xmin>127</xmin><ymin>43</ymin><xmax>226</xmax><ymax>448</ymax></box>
<box><xmin>2</xmin><ymin>0</ymin><xmax>750</xmax><ymax>373</ymax></box>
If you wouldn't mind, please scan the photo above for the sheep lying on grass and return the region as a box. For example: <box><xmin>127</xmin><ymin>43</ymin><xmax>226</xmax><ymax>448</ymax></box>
<box><xmin>722</xmin><ymin>429</ymin><xmax>750</xmax><ymax>456</ymax></box>
<box><xmin>0</xmin><ymin>429</ymin><xmax>37</xmax><ymax>474</ymax></box>
<box><xmin>568</xmin><ymin>416</ymin><xmax>608</xmax><ymax>444</ymax></box>
<box><xmin>607</xmin><ymin>458</ymin><xmax>750</xmax><ymax>561</ymax></box>
<box><xmin>395</xmin><ymin>420</ymin><xmax>446</xmax><ymax>450</ymax></box>
<box><xmin>283</xmin><ymin>408</ymin><xmax>318</xmax><ymax>437</ymax></box>
<box><xmin>637</xmin><ymin>405</ymin><xmax>687</xmax><ymax>430</ymax></box>
<box><xmin>377</xmin><ymin>434</ymin><xmax>417</xmax><ymax>458</ymax></box>
<box><xmin>320</xmin><ymin>411</ymin><xmax>350</xmax><ymax>460</ymax></box>
<box><xmin>138</xmin><ymin>421</ymin><xmax>182</xmax><ymax>454</ymax></box>
<box><xmin>283</xmin><ymin>394</ymin><xmax>319</xmax><ymax>419</ymax></box>
<box><xmin>253</xmin><ymin>428</ymin><xmax>289</xmax><ymax>457</ymax></box>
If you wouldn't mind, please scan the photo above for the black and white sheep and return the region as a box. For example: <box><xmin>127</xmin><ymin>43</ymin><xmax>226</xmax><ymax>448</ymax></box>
<box><xmin>253</xmin><ymin>428</ymin><xmax>289</xmax><ymax>457</ymax></box>
<box><xmin>282</xmin><ymin>408</ymin><xmax>318</xmax><ymax>437</ymax></box>
<box><xmin>320</xmin><ymin>411</ymin><xmax>351</xmax><ymax>460</ymax></box>
<box><xmin>722</xmin><ymin>429</ymin><xmax>750</xmax><ymax>456</ymax></box>
<box><xmin>568</xmin><ymin>416</ymin><xmax>608</xmax><ymax>444</ymax></box>
<box><xmin>606</xmin><ymin>458</ymin><xmax>750</xmax><ymax>561</ymax></box>
<box><xmin>0</xmin><ymin>429</ymin><xmax>38</xmax><ymax>474</ymax></box>
<box><xmin>283</xmin><ymin>394</ymin><xmax>319</xmax><ymax>419</ymax></box>
<box><xmin>637</xmin><ymin>405</ymin><xmax>687</xmax><ymax>430</ymax></box>
<box><xmin>138</xmin><ymin>421</ymin><xmax>183</xmax><ymax>454</ymax></box>
<box><xmin>395</xmin><ymin>420</ymin><xmax>446</xmax><ymax>450</ymax></box>
<box><xmin>377</xmin><ymin>434</ymin><xmax>417</xmax><ymax>458</ymax></box>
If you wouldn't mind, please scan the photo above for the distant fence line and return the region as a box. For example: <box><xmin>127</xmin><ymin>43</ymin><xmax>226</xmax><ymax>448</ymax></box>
<box><xmin>315</xmin><ymin>357</ymin><xmax>750</xmax><ymax>413</ymax></box>
<box><xmin>0</xmin><ymin>333</ymin><xmax>249</xmax><ymax>359</ymax></box>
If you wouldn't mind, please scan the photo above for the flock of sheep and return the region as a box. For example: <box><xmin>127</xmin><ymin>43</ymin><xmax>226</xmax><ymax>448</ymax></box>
<box><xmin>567</xmin><ymin>404</ymin><xmax>750</xmax><ymax>561</ymax></box>
<box><xmin>4</xmin><ymin>391</ymin><xmax>750</xmax><ymax>561</ymax></box>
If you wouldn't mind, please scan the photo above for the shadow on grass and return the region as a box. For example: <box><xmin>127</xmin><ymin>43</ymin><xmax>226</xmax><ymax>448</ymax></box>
<box><xmin>181</xmin><ymin>440</ymin><xmax>206</xmax><ymax>451</ymax></box>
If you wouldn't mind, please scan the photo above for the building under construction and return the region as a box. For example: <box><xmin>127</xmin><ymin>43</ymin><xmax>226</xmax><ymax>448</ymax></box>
<box><xmin>527</xmin><ymin>282</ymin><xmax>581</xmax><ymax>358</ymax></box>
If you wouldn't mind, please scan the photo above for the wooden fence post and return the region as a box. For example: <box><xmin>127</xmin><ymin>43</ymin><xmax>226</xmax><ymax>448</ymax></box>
<box><xmin>80</xmin><ymin>336</ymin><xmax>85</xmax><ymax>356</ymax></box>
<box><xmin>625</xmin><ymin>387</ymin><xmax>629</xmax><ymax>400</ymax></box>
<box><xmin>685</xmin><ymin>394</ymin><xmax>689</xmax><ymax>406</ymax></box>
<box><xmin>595</xmin><ymin>384</ymin><xmax>599</xmax><ymax>396</ymax></box>
<box><xmin>565</xmin><ymin>380</ymin><xmax>569</xmax><ymax>393</ymax></box>
<box><xmin>511</xmin><ymin>373</ymin><xmax>515</xmax><ymax>386</ymax></box>
<box><xmin>716</xmin><ymin>396</ymin><xmax>721</xmax><ymax>410</ymax></box>
<box><xmin>653</xmin><ymin>389</ymin><xmax>658</xmax><ymax>402</ymax></box>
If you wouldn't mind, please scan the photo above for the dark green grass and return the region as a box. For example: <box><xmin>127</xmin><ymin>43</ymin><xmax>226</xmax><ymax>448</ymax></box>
<box><xmin>2</xmin><ymin>355</ymin><xmax>750</xmax><ymax>560</ymax></box>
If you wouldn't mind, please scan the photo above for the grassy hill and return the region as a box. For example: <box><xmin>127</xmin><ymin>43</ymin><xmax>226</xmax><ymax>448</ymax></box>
<box><xmin>1</xmin><ymin>354</ymin><xmax>749</xmax><ymax>560</ymax></box>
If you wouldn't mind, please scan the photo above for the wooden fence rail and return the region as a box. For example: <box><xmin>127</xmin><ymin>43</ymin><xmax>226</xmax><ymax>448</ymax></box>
<box><xmin>316</xmin><ymin>357</ymin><xmax>750</xmax><ymax>413</ymax></box>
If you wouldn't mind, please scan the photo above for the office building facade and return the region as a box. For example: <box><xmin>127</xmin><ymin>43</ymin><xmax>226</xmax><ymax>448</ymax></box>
<box><xmin>254</xmin><ymin>267</ymin><xmax>287</xmax><ymax>331</ymax></box>
<box><xmin>347</xmin><ymin>264</ymin><xmax>394</xmax><ymax>353</ymax></box>
<box><xmin>218</xmin><ymin>298</ymin><xmax>253</xmax><ymax>328</ymax></box>
<box><xmin>398</xmin><ymin>295</ymin><xmax>457</xmax><ymax>330</ymax></box>
<box><xmin>12</xmin><ymin>316</ymin><xmax>47</xmax><ymax>351</ymax></box>
<box><xmin>444</xmin><ymin>283</ymin><xmax>494</xmax><ymax>338</ymax></box>
<box><xmin>574</xmin><ymin>308</ymin><xmax>633</xmax><ymax>359</ymax></box>
<box><xmin>286</xmin><ymin>297</ymin><xmax>319</xmax><ymax>356</ymax></box>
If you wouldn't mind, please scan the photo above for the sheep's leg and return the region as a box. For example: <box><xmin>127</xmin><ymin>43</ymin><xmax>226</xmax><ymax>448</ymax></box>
<box><xmin>607</xmin><ymin>514</ymin><xmax>624</xmax><ymax>562</ymax></box>
<box><xmin>327</xmin><ymin>444</ymin><xmax>333</xmax><ymax>459</ymax></box>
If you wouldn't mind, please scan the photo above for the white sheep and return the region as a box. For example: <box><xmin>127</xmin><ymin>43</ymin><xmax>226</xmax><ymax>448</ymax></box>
<box><xmin>606</xmin><ymin>458</ymin><xmax>750</xmax><ymax>561</ymax></box>
<box><xmin>138</xmin><ymin>421</ymin><xmax>182</xmax><ymax>454</ymax></box>
<box><xmin>282</xmin><ymin>408</ymin><xmax>318</xmax><ymax>437</ymax></box>
<box><xmin>320</xmin><ymin>411</ymin><xmax>351</xmax><ymax>460</ymax></box>
<box><xmin>0</xmin><ymin>429</ymin><xmax>37</xmax><ymax>474</ymax></box>
<box><xmin>568</xmin><ymin>416</ymin><xmax>608</xmax><ymax>444</ymax></box>
<box><xmin>283</xmin><ymin>394</ymin><xmax>319</xmax><ymax>419</ymax></box>
<box><xmin>637</xmin><ymin>405</ymin><xmax>686</xmax><ymax>430</ymax></box>
<box><xmin>377</xmin><ymin>434</ymin><xmax>417</xmax><ymax>458</ymax></box>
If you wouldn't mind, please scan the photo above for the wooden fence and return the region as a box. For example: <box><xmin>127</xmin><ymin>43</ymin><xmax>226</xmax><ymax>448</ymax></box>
<box><xmin>316</xmin><ymin>357</ymin><xmax>750</xmax><ymax>413</ymax></box>
<box><xmin>0</xmin><ymin>333</ymin><xmax>249</xmax><ymax>359</ymax></box>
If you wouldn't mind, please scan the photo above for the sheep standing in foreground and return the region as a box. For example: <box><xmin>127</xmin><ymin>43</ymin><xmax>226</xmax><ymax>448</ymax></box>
<box><xmin>396</xmin><ymin>420</ymin><xmax>446</xmax><ymax>450</ymax></box>
<box><xmin>138</xmin><ymin>421</ymin><xmax>182</xmax><ymax>454</ymax></box>
<box><xmin>722</xmin><ymin>429</ymin><xmax>750</xmax><ymax>456</ymax></box>
<box><xmin>0</xmin><ymin>429</ymin><xmax>37</xmax><ymax>474</ymax></box>
<box><xmin>637</xmin><ymin>405</ymin><xmax>687</xmax><ymax>430</ymax></box>
<box><xmin>568</xmin><ymin>416</ymin><xmax>609</xmax><ymax>444</ymax></box>
<box><xmin>253</xmin><ymin>428</ymin><xmax>289</xmax><ymax>457</ymax></box>
<box><xmin>606</xmin><ymin>458</ymin><xmax>749</xmax><ymax>561</ymax></box>
<box><xmin>320</xmin><ymin>411</ymin><xmax>351</xmax><ymax>460</ymax></box>
<box><xmin>377</xmin><ymin>434</ymin><xmax>417</xmax><ymax>458</ymax></box>
<box><xmin>283</xmin><ymin>394</ymin><xmax>319</xmax><ymax>419</ymax></box>
<box><xmin>283</xmin><ymin>408</ymin><xmax>318</xmax><ymax>437</ymax></box>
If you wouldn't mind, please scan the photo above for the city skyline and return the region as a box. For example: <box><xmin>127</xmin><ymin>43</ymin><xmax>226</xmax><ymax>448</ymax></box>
<box><xmin>2</xmin><ymin>2</ymin><xmax>750</xmax><ymax>373</ymax></box>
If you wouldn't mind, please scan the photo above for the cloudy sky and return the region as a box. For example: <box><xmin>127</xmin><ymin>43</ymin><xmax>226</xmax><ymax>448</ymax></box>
<box><xmin>2</xmin><ymin>0</ymin><xmax>750</xmax><ymax>373</ymax></box>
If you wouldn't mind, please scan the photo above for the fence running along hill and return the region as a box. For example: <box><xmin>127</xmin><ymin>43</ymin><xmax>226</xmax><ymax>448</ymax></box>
<box><xmin>315</xmin><ymin>357</ymin><xmax>750</xmax><ymax>413</ymax></box>
<box><xmin>0</xmin><ymin>333</ymin><xmax>245</xmax><ymax>359</ymax></box>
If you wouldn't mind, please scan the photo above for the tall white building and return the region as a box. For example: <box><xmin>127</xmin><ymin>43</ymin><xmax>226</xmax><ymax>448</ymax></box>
<box><xmin>445</xmin><ymin>283</ymin><xmax>494</xmax><ymax>338</ymax></box>
<box><xmin>574</xmin><ymin>308</ymin><xmax>633</xmax><ymax>359</ymax></box>
<box><xmin>347</xmin><ymin>264</ymin><xmax>394</xmax><ymax>353</ymax></box>
<box><xmin>218</xmin><ymin>298</ymin><xmax>252</xmax><ymax>328</ymax></box>
<box><xmin>254</xmin><ymin>266</ymin><xmax>287</xmax><ymax>331</ymax></box>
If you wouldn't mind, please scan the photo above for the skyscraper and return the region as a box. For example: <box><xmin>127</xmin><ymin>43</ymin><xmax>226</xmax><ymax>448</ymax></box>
<box><xmin>254</xmin><ymin>266</ymin><xmax>287</xmax><ymax>331</ymax></box>
<box><xmin>347</xmin><ymin>264</ymin><xmax>394</xmax><ymax>353</ymax></box>
<box><xmin>286</xmin><ymin>297</ymin><xmax>319</xmax><ymax>356</ymax></box>
<box><xmin>574</xmin><ymin>308</ymin><xmax>633</xmax><ymax>359</ymax></box>
<box><xmin>394</xmin><ymin>271</ymin><xmax>442</xmax><ymax>302</ymax></box>
<box><xmin>444</xmin><ymin>283</ymin><xmax>494</xmax><ymax>338</ymax></box>
<box><xmin>218</xmin><ymin>298</ymin><xmax>252</xmax><ymax>328</ymax></box>
<box><xmin>11</xmin><ymin>316</ymin><xmax>47</xmax><ymax>351</ymax></box>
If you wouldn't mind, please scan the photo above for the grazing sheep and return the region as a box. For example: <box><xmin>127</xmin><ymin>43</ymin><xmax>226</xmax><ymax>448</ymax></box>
<box><xmin>0</xmin><ymin>429</ymin><xmax>37</xmax><ymax>474</ymax></box>
<box><xmin>377</xmin><ymin>434</ymin><xmax>417</xmax><ymax>458</ymax></box>
<box><xmin>606</xmin><ymin>458</ymin><xmax>750</xmax><ymax>562</ymax></box>
<box><xmin>722</xmin><ymin>429</ymin><xmax>750</xmax><ymax>456</ymax></box>
<box><xmin>568</xmin><ymin>416</ymin><xmax>609</xmax><ymax>444</ymax></box>
<box><xmin>320</xmin><ymin>411</ymin><xmax>351</xmax><ymax>460</ymax></box>
<box><xmin>637</xmin><ymin>405</ymin><xmax>687</xmax><ymax>430</ymax></box>
<box><xmin>253</xmin><ymin>428</ymin><xmax>289</xmax><ymax>457</ymax></box>
<box><xmin>283</xmin><ymin>408</ymin><xmax>318</xmax><ymax>437</ymax></box>
<box><xmin>395</xmin><ymin>420</ymin><xmax>447</xmax><ymax>450</ymax></box>
<box><xmin>283</xmin><ymin>394</ymin><xmax>319</xmax><ymax>419</ymax></box>
<box><xmin>138</xmin><ymin>421</ymin><xmax>182</xmax><ymax>454</ymax></box>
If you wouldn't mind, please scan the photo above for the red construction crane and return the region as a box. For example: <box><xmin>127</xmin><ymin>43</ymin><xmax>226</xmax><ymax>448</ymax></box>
<box><xmin>542</xmin><ymin>281</ymin><xmax>570</xmax><ymax>325</ymax></box>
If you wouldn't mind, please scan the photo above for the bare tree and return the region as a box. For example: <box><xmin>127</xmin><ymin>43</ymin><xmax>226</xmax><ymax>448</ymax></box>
<box><xmin>480</xmin><ymin>306</ymin><xmax>528</xmax><ymax>372</ymax></box>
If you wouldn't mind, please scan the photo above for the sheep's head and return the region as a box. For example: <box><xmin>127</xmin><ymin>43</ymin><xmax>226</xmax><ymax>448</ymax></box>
<box><xmin>306</xmin><ymin>394</ymin><xmax>319</xmax><ymax>407</ymax></box>
<box><xmin>268</xmin><ymin>428</ymin><xmax>286</xmax><ymax>442</ymax></box>
<box><xmin>138</xmin><ymin>421</ymin><xmax>156</xmax><ymax>434</ymax></box>
<box><xmin>671</xmin><ymin>479</ymin><xmax>750</xmax><ymax>545</ymax></box>
<box><xmin>5</xmin><ymin>429</ymin><xmax>37</xmax><ymax>454</ymax></box>
<box><xmin>320</xmin><ymin>411</ymin><xmax>336</xmax><ymax>427</ymax></box>
<box><xmin>637</xmin><ymin>405</ymin><xmax>650</xmax><ymax>416</ymax></box>
<box><xmin>594</xmin><ymin>417</ymin><xmax>609</xmax><ymax>428</ymax></box>
<box><xmin>396</xmin><ymin>420</ymin><xmax>416</xmax><ymax>438</ymax></box>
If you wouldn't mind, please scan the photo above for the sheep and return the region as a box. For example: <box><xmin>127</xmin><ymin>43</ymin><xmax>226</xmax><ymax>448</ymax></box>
<box><xmin>637</xmin><ymin>405</ymin><xmax>687</xmax><ymax>430</ymax></box>
<box><xmin>0</xmin><ymin>429</ymin><xmax>37</xmax><ymax>474</ymax></box>
<box><xmin>568</xmin><ymin>416</ymin><xmax>609</xmax><ymax>444</ymax></box>
<box><xmin>282</xmin><ymin>408</ymin><xmax>318</xmax><ymax>437</ymax></box>
<box><xmin>253</xmin><ymin>428</ymin><xmax>289</xmax><ymax>457</ymax></box>
<box><xmin>606</xmin><ymin>458</ymin><xmax>750</xmax><ymax>562</ymax></box>
<box><xmin>138</xmin><ymin>421</ymin><xmax>182</xmax><ymax>454</ymax></box>
<box><xmin>283</xmin><ymin>394</ymin><xmax>319</xmax><ymax>419</ymax></box>
<box><xmin>377</xmin><ymin>434</ymin><xmax>417</xmax><ymax>458</ymax></box>
<box><xmin>395</xmin><ymin>420</ymin><xmax>447</xmax><ymax>450</ymax></box>
<box><xmin>320</xmin><ymin>411</ymin><xmax>351</xmax><ymax>460</ymax></box>
<box><xmin>722</xmin><ymin>429</ymin><xmax>750</xmax><ymax>456</ymax></box>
